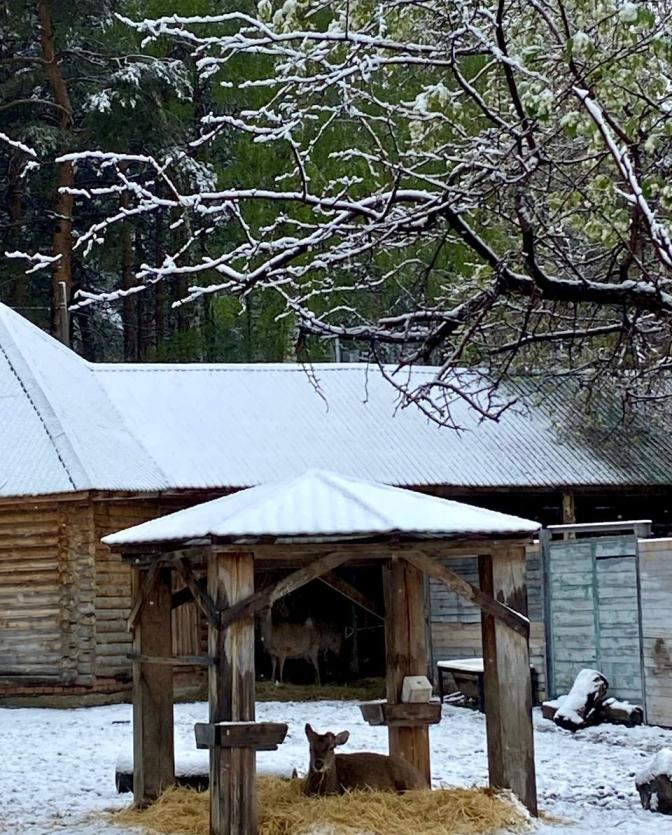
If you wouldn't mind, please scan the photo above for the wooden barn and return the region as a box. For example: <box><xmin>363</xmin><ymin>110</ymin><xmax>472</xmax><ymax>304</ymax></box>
<box><xmin>2</xmin><ymin>302</ymin><xmax>672</xmax><ymax>704</ymax></box>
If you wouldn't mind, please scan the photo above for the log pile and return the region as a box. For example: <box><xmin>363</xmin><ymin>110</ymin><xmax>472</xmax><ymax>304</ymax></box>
<box><xmin>542</xmin><ymin>668</ymin><xmax>643</xmax><ymax>732</ymax></box>
<box><xmin>636</xmin><ymin>749</ymin><xmax>672</xmax><ymax>814</ymax></box>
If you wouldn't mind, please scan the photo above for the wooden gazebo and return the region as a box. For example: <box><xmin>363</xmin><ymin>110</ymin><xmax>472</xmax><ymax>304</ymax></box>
<box><xmin>103</xmin><ymin>469</ymin><xmax>540</xmax><ymax>834</ymax></box>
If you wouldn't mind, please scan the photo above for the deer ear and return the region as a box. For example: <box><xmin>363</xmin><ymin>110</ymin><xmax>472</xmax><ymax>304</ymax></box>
<box><xmin>305</xmin><ymin>723</ymin><xmax>316</xmax><ymax>740</ymax></box>
<box><xmin>334</xmin><ymin>730</ymin><xmax>349</xmax><ymax>746</ymax></box>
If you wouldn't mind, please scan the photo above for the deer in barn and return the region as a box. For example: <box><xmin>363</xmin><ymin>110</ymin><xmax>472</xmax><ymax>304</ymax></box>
<box><xmin>259</xmin><ymin>608</ymin><xmax>343</xmax><ymax>686</ymax></box>
<box><xmin>303</xmin><ymin>723</ymin><xmax>428</xmax><ymax>795</ymax></box>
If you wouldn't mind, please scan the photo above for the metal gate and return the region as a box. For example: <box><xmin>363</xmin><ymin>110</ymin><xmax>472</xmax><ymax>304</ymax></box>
<box><xmin>542</xmin><ymin>524</ymin><xmax>648</xmax><ymax>707</ymax></box>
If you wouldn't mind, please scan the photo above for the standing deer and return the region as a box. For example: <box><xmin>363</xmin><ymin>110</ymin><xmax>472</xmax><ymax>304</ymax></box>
<box><xmin>259</xmin><ymin>608</ymin><xmax>343</xmax><ymax>685</ymax></box>
<box><xmin>303</xmin><ymin>723</ymin><xmax>428</xmax><ymax>795</ymax></box>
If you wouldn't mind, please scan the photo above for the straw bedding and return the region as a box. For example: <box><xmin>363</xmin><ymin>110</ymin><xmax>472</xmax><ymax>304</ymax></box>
<box><xmin>114</xmin><ymin>777</ymin><xmax>529</xmax><ymax>835</ymax></box>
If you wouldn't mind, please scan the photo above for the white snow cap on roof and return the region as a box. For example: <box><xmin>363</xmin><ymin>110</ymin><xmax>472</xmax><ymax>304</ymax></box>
<box><xmin>103</xmin><ymin>468</ymin><xmax>540</xmax><ymax>547</ymax></box>
<box><xmin>3</xmin><ymin>302</ymin><xmax>672</xmax><ymax>498</ymax></box>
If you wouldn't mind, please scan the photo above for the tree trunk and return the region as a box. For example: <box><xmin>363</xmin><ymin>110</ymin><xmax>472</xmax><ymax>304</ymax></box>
<box><xmin>119</xmin><ymin>171</ymin><xmax>138</xmax><ymax>361</ymax></box>
<box><xmin>153</xmin><ymin>207</ymin><xmax>165</xmax><ymax>356</ymax></box>
<box><xmin>6</xmin><ymin>153</ymin><xmax>27</xmax><ymax>309</ymax></box>
<box><xmin>38</xmin><ymin>0</ymin><xmax>75</xmax><ymax>344</ymax></box>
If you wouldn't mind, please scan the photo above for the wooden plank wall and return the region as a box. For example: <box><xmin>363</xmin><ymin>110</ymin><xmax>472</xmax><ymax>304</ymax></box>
<box><xmin>639</xmin><ymin>539</ymin><xmax>672</xmax><ymax>727</ymax></box>
<box><xmin>545</xmin><ymin>536</ymin><xmax>643</xmax><ymax>704</ymax></box>
<box><xmin>429</xmin><ymin>546</ymin><xmax>547</xmax><ymax>699</ymax></box>
<box><xmin>0</xmin><ymin>500</ymin><xmax>96</xmax><ymax>686</ymax></box>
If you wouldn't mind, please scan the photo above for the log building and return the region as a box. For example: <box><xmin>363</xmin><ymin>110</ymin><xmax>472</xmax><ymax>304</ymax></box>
<box><xmin>2</xmin><ymin>303</ymin><xmax>672</xmax><ymax>703</ymax></box>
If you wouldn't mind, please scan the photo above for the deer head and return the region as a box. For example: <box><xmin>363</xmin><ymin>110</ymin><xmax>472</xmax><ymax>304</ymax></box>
<box><xmin>305</xmin><ymin>723</ymin><xmax>349</xmax><ymax>774</ymax></box>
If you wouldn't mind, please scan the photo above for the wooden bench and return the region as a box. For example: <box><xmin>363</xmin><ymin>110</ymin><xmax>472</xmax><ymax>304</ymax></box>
<box><xmin>437</xmin><ymin>658</ymin><xmax>538</xmax><ymax>710</ymax></box>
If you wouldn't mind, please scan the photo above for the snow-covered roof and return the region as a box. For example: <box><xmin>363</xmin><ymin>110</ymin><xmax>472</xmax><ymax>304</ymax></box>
<box><xmin>102</xmin><ymin>469</ymin><xmax>540</xmax><ymax>547</ymax></box>
<box><xmin>1</xmin><ymin>303</ymin><xmax>672</xmax><ymax>498</ymax></box>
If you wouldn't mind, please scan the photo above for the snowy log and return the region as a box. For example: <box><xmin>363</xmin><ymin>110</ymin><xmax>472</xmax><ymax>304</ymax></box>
<box><xmin>599</xmin><ymin>698</ymin><xmax>644</xmax><ymax>727</ymax></box>
<box><xmin>553</xmin><ymin>669</ymin><xmax>609</xmax><ymax>732</ymax></box>
<box><xmin>636</xmin><ymin>749</ymin><xmax>672</xmax><ymax>814</ymax></box>
<box><xmin>541</xmin><ymin>698</ymin><xmax>564</xmax><ymax>722</ymax></box>
<box><xmin>115</xmin><ymin>767</ymin><xmax>209</xmax><ymax>794</ymax></box>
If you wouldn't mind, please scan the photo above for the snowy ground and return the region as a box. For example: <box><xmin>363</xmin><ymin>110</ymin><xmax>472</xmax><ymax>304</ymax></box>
<box><xmin>2</xmin><ymin>700</ymin><xmax>672</xmax><ymax>835</ymax></box>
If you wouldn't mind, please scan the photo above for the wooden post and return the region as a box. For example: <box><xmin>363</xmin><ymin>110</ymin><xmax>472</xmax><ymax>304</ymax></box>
<box><xmin>132</xmin><ymin>564</ymin><xmax>175</xmax><ymax>807</ymax></box>
<box><xmin>562</xmin><ymin>491</ymin><xmax>576</xmax><ymax>540</ymax></box>
<box><xmin>479</xmin><ymin>547</ymin><xmax>537</xmax><ymax>815</ymax></box>
<box><xmin>208</xmin><ymin>548</ymin><xmax>256</xmax><ymax>835</ymax></box>
<box><xmin>384</xmin><ymin>557</ymin><xmax>431</xmax><ymax>783</ymax></box>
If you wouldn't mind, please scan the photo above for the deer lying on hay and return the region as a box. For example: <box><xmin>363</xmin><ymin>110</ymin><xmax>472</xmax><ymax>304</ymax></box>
<box><xmin>260</xmin><ymin>609</ymin><xmax>342</xmax><ymax>686</ymax></box>
<box><xmin>303</xmin><ymin>723</ymin><xmax>428</xmax><ymax>795</ymax></box>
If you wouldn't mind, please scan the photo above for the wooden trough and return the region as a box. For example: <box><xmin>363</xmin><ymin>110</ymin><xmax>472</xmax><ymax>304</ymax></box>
<box><xmin>103</xmin><ymin>469</ymin><xmax>540</xmax><ymax>835</ymax></box>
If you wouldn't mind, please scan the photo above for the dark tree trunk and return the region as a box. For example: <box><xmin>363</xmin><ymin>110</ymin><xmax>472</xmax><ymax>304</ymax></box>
<box><xmin>6</xmin><ymin>153</ymin><xmax>27</xmax><ymax>309</ymax></box>
<box><xmin>38</xmin><ymin>0</ymin><xmax>75</xmax><ymax>344</ymax></box>
<box><xmin>120</xmin><ymin>182</ymin><xmax>138</xmax><ymax>360</ymax></box>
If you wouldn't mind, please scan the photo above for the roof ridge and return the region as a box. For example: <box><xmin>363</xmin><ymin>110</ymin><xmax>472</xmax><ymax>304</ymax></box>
<box><xmin>317</xmin><ymin>470</ymin><xmax>398</xmax><ymax>528</ymax></box>
<box><xmin>92</xmin><ymin>362</ymin><xmax>443</xmax><ymax>374</ymax></box>
<box><xmin>0</xmin><ymin>309</ymin><xmax>87</xmax><ymax>490</ymax></box>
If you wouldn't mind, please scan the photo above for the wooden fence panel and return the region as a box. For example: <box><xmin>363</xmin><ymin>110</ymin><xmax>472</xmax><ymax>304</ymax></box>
<box><xmin>639</xmin><ymin>539</ymin><xmax>672</xmax><ymax>726</ymax></box>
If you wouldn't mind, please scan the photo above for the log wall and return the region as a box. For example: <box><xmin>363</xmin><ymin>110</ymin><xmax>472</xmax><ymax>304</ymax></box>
<box><xmin>0</xmin><ymin>498</ymin><xmax>96</xmax><ymax>687</ymax></box>
<box><xmin>0</xmin><ymin>493</ymin><xmax>203</xmax><ymax>699</ymax></box>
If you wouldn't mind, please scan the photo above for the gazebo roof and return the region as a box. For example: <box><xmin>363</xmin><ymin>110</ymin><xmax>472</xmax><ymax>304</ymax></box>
<box><xmin>103</xmin><ymin>469</ymin><xmax>540</xmax><ymax>549</ymax></box>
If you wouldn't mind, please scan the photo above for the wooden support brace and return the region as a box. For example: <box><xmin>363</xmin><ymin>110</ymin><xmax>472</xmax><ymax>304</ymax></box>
<box><xmin>318</xmin><ymin>570</ymin><xmax>384</xmax><ymax>620</ymax></box>
<box><xmin>126</xmin><ymin>562</ymin><xmax>160</xmax><ymax>631</ymax></box>
<box><xmin>405</xmin><ymin>550</ymin><xmax>529</xmax><ymax>638</ymax></box>
<box><xmin>218</xmin><ymin>550</ymin><xmax>352</xmax><ymax>630</ymax></box>
<box><xmin>131</xmin><ymin>565</ymin><xmax>175</xmax><ymax>807</ymax></box>
<box><xmin>172</xmin><ymin>577</ymin><xmax>207</xmax><ymax>609</ymax></box>
<box><xmin>479</xmin><ymin>548</ymin><xmax>537</xmax><ymax>815</ymax></box>
<box><xmin>174</xmin><ymin>555</ymin><xmax>220</xmax><ymax>627</ymax></box>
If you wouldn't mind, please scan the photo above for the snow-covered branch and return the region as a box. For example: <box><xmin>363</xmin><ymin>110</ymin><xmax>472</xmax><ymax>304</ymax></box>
<box><xmin>17</xmin><ymin>0</ymin><xmax>672</xmax><ymax>422</ymax></box>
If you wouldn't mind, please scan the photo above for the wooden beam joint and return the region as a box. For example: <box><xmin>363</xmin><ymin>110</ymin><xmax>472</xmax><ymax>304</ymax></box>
<box><xmin>404</xmin><ymin>550</ymin><xmax>529</xmax><ymax>638</ymax></box>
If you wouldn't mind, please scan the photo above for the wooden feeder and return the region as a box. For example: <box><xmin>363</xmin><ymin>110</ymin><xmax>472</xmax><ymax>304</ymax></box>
<box><xmin>103</xmin><ymin>468</ymin><xmax>540</xmax><ymax>834</ymax></box>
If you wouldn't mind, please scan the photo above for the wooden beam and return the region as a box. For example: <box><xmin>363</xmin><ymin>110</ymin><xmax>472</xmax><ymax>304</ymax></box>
<box><xmin>318</xmin><ymin>571</ymin><xmax>384</xmax><ymax>620</ymax></box>
<box><xmin>120</xmin><ymin>538</ymin><xmax>534</xmax><ymax>564</ymax></box>
<box><xmin>174</xmin><ymin>555</ymin><xmax>219</xmax><ymax>627</ymax></box>
<box><xmin>479</xmin><ymin>548</ymin><xmax>537</xmax><ymax>815</ymax></box>
<box><xmin>214</xmin><ymin>538</ymin><xmax>532</xmax><ymax>559</ymax></box>
<box><xmin>562</xmin><ymin>491</ymin><xmax>576</xmax><ymax>541</ymax></box>
<box><xmin>172</xmin><ymin>576</ymin><xmax>211</xmax><ymax>610</ymax></box>
<box><xmin>128</xmin><ymin>653</ymin><xmax>215</xmax><ymax>667</ymax></box>
<box><xmin>218</xmin><ymin>550</ymin><xmax>352</xmax><ymax>630</ymax></box>
<box><xmin>562</xmin><ymin>491</ymin><xmax>576</xmax><ymax>524</ymax></box>
<box><xmin>132</xmin><ymin>566</ymin><xmax>175</xmax><ymax>807</ymax></box>
<box><xmin>126</xmin><ymin>562</ymin><xmax>160</xmax><ymax>631</ymax></box>
<box><xmin>195</xmin><ymin>722</ymin><xmax>287</xmax><ymax>751</ymax></box>
<box><xmin>208</xmin><ymin>549</ymin><xmax>256</xmax><ymax>835</ymax></box>
<box><xmin>384</xmin><ymin>558</ymin><xmax>431</xmax><ymax>784</ymax></box>
<box><xmin>404</xmin><ymin>550</ymin><xmax>529</xmax><ymax>638</ymax></box>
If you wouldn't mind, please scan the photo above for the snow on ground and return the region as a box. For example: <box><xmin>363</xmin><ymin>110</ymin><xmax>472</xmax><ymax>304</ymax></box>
<box><xmin>2</xmin><ymin>700</ymin><xmax>672</xmax><ymax>835</ymax></box>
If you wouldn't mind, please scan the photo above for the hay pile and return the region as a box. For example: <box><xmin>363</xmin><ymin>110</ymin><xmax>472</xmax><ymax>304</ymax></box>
<box><xmin>114</xmin><ymin>777</ymin><xmax>529</xmax><ymax>835</ymax></box>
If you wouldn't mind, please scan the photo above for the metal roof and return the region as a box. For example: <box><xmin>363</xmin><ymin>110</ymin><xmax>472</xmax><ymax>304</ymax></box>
<box><xmin>102</xmin><ymin>469</ymin><xmax>541</xmax><ymax>547</ymax></box>
<box><xmin>1</xmin><ymin>303</ymin><xmax>672</xmax><ymax>497</ymax></box>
